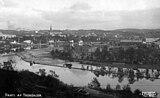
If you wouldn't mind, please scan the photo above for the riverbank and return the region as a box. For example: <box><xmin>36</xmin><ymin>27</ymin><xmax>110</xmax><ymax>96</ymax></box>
<box><xmin>17</xmin><ymin>48</ymin><xmax>160</xmax><ymax>70</ymax></box>
<box><xmin>17</xmin><ymin>48</ymin><xmax>65</xmax><ymax>66</ymax></box>
<box><xmin>78</xmin><ymin>60</ymin><xmax>160</xmax><ymax>70</ymax></box>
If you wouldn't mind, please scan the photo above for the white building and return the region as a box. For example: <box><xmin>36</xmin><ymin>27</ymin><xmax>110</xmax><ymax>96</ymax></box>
<box><xmin>23</xmin><ymin>40</ymin><xmax>32</xmax><ymax>44</ymax></box>
<box><xmin>78</xmin><ymin>40</ymin><xmax>83</xmax><ymax>46</ymax></box>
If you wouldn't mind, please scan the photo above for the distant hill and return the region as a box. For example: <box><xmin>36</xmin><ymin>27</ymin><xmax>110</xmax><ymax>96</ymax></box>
<box><xmin>115</xmin><ymin>28</ymin><xmax>160</xmax><ymax>33</ymax></box>
<box><xmin>1</xmin><ymin>28</ymin><xmax>160</xmax><ymax>38</ymax></box>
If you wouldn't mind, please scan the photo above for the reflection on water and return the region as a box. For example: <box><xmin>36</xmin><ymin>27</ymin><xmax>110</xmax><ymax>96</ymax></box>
<box><xmin>0</xmin><ymin>55</ymin><xmax>160</xmax><ymax>97</ymax></box>
<box><xmin>92</xmin><ymin>67</ymin><xmax>160</xmax><ymax>84</ymax></box>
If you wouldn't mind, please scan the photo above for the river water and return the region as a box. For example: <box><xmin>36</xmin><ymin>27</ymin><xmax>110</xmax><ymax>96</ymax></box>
<box><xmin>0</xmin><ymin>55</ymin><xmax>160</xmax><ymax>97</ymax></box>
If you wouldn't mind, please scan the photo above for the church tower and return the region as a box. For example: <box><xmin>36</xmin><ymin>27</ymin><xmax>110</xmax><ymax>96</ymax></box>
<box><xmin>49</xmin><ymin>25</ymin><xmax>53</xmax><ymax>35</ymax></box>
<box><xmin>50</xmin><ymin>25</ymin><xmax>52</xmax><ymax>32</ymax></box>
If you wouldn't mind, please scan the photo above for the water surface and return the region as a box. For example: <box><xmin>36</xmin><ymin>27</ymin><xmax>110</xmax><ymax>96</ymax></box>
<box><xmin>0</xmin><ymin>55</ymin><xmax>160</xmax><ymax>97</ymax></box>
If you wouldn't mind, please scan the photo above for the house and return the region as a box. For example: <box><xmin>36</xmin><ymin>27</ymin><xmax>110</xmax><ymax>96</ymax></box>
<box><xmin>23</xmin><ymin>40</ymin><xmax>32</xmax><ymax>45</ymax></box>
<box><xmin>10</xmin><ymin>41</ymin><xmax>18</xmax><ymax>44</ymax></box>
<box><xmin>70</xmin><ymin>40</ymin><xmax>74</xmax><ymax>47</ymax></box>
<box><xmin>49</xmin><ymin>40</ymin><xmax>54</xmax><ymax>45</ymax></box>
<box><xmin>78</xmin><ymin>40</ymin><xmax>84</xmax><ymax>46</ymax></box>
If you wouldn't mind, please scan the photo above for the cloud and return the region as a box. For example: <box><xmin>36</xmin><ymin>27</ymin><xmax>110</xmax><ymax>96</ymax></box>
<box><xmin>1</xmin><ymin>6</ymin><xmax>160</xmax><ymax>30</ymax></box>
<box><xmin>0</xmin><ymin>5</ymin><xmax>46</xmax><ymax>29</ymax></box>
<box><xmin>69</xmin><ymin>2</ymin><xmax>91</xmax><ymax>11</ymax></box>
<box><xmin>117</xmin><ymin>8</ymin><xmax>160</xmax><ymax>28</ymax></box>
<box><xmin>1</xmin><ymin>0</ymin><xmax>160</xmax><ymax>30</ymax></box>
<box><xmin>40</xmin><ymin>9</ymin><xmax>122</xmax><ymax>29</ymax></box>
<box><xmin>0</xmin><ymin>0</ymin><xmax>4</xmax><ymax>6</ymax></box>
<box><xmin>3</xmin><ymin>0</ymin><xmax>19</xmax><ymax>7</ymax></box>
<box><xmin>39</xmin><ymin>7</ymin><xmax>160</xmax><ymax>29</ymax></box>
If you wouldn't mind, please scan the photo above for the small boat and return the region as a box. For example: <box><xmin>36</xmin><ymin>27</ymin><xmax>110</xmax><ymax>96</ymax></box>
<box><xmin>63</xmin><ymin>63</ymin><xmax>72</xmax><ymax>69</ymax></box>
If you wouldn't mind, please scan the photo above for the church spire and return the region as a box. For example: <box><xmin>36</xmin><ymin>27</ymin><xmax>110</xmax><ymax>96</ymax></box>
<box><xmin>50</xmin><ymin>25</ymin><xmax>52</xmax><ymax>32</ymax></box>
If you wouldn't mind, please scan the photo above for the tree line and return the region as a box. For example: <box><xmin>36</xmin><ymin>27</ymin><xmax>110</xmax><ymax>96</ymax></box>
<box><xmin>51</xmin><ymin>44</ymin><xmax>160</xmax><ymax>65</ymax></box>
<box><xmin>93</xmin><ymin>44</ymin><xmax>160</xmax><ymax>65</ymax></box>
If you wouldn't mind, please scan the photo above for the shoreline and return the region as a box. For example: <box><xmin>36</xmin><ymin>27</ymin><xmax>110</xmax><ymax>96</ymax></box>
<box><xmin>15</xmin><ymin>48</ymin><xmax>160</xmax><ymax>70</ymax></box>
<box><xmin>78</xmin><ymin>60</ymin><xmax>160</xmax><ymax>70</ymax></box>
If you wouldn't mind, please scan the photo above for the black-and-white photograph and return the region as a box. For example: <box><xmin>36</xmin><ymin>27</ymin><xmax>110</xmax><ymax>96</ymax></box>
<box><xmin>0</xmin><ymin>0</ymin><xmax>160</xmax><ymax>98</ymax></box>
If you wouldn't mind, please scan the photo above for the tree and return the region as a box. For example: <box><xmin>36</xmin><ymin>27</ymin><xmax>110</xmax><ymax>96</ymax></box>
<box><xmin>106</xmin><ymin>84</ymin><xmax>112</xmax><ymax>91</ymax></box>
<box><xmin>125</xmin><ymin>47</ymin><xmax>135</xmax><ymax>64</ymax></box>
<box><xmin>117</xmin><ymin>47</ymin><xmax>125</xmax><ymax>62</ymax></box>
<box><xmin>123</xmin><ymin>84</ymin><xmax>131</xmax><ymax>91</ymax></box>
<box><xmin>101</xmin><ymin>46</ymin><xmax>110</xmax><ymax>62</ymax></box>
<box><xmin>94</xmin><ymin>48</ymin><xmax>102</xmax><ymax>62</ymax></box>
<box><xmin>115</xmin><ymin>84</ymin><xmax>121</xmax><ymax>90</ymax></box>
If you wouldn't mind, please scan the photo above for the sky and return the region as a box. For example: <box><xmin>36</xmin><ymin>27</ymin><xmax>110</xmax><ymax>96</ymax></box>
<box><xmin>0</xmin><ymin>0</ymin><xmax>160</xmax><ymax>30</ymax></box>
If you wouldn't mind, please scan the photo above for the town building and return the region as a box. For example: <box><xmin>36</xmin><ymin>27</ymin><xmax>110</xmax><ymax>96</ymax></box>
<box><xmin>120</xmin><ymin>39</ymin><xmax>143</xmax><ymax>46</ymax></box>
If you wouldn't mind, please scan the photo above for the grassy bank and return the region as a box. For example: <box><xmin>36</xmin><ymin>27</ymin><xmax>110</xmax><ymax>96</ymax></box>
<box><xmin>0</xmin><ymin>69</ymin><xmax>147</xmax><ymax>98</ymax></box>
<box><xmin>0</xmin><ymin>69</ymin><xmax>71</xmax><ymax>98</ymax></box>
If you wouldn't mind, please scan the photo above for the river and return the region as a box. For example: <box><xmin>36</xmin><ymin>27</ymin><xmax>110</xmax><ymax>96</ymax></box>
<box><xmin>0</xmin><ymin>55</ymin><xmax>160</xmax><ymax>97</ymax></box>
